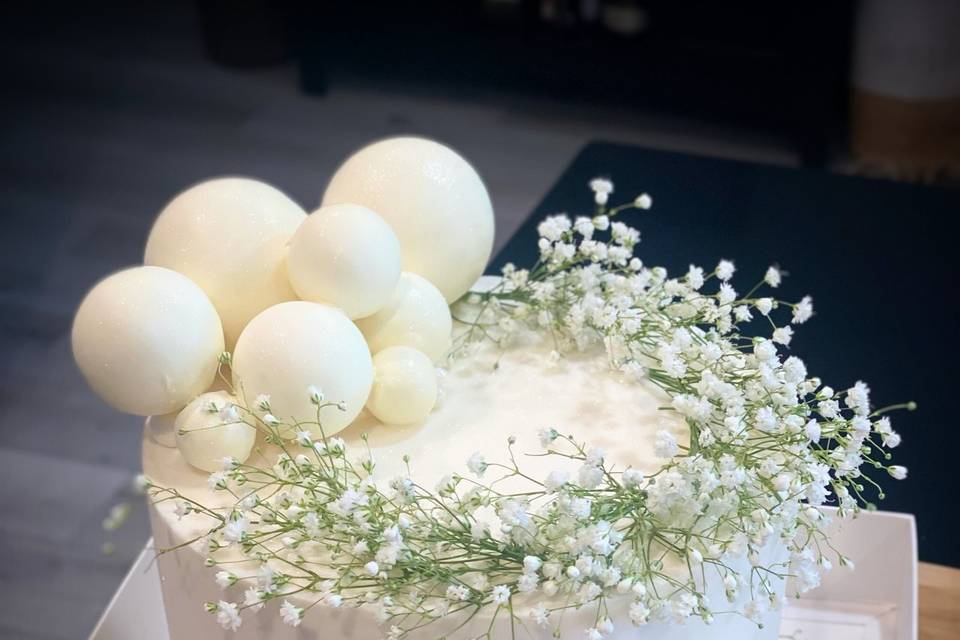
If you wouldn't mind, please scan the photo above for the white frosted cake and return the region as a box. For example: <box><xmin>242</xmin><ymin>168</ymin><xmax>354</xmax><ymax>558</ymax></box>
<box><xmin>144</xmin><ymin>336</ymin><xmax>786</xmax><ymax>639</ymax></box>
<box><xmin>72</xmin><ymin>135</ymin><xmax>902</xmax><ymax>640</ymax></box>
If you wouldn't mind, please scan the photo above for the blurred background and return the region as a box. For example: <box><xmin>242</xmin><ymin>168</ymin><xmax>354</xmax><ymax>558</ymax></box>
<box><xmin>1</xmin><ymin>1</ymin><xmax>958</xmax><ymax>638</ymax></box>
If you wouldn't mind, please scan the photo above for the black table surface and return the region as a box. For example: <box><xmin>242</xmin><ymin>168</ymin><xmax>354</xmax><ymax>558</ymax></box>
<box><xmin>490</xmin><ymin>142</ymin><xmax>959</xmax><ymax>568</ymax></box>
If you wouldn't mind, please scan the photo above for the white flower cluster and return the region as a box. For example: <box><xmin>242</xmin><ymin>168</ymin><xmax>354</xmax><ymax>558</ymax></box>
<box><xmin>147</xmin><ymin>179</ymin><xmax>909</xmax><ymax>639</ymax></box>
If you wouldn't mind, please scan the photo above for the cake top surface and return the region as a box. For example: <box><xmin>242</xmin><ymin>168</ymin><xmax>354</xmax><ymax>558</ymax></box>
<box><xmin>145</xmin><ymin>336</ymin><xmax>687</xmax><ymax>509</ymax></box>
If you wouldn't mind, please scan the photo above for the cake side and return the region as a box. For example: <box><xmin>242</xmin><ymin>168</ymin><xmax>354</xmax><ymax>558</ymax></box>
<box><xmin>145</xmin><ymin>341</ymin><xmax>787</xmax><ymax>639</ymax></box>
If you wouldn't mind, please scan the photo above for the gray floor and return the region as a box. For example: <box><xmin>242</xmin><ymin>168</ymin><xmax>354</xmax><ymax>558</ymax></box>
<box><xmin>0</xmin><ymin>4</ymin><xmax>798</xmax><ymax>639</ymax></box>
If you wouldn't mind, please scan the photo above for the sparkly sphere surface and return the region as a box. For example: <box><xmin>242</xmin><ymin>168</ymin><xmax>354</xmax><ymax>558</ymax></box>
<box><xmin>231</xmin><ymin>301</ymin><xmax>373</xmax><ymax>437</ymax></box>
<box><xmin>144</xmin><ymin>177</ymin><xmax>306</xmax><ymax>347</ymax></box>
<box><xmin>71</xmin><ymin>266</ymin><xmax>224</xmax><ymax>416</ymax></box>
<box><xmin>366</xmin><ymin>346</ymin><xmax>438</xmax><ymax>425</ymax></box>
<box><xmin>175</xmin><ymin>391</ymin><xmax>256</xmax><ymax>472</ymax></box>
<box><xmin>288</xmin><ymin>203</ymin><xmax>401</xmax><ymax>319</ymax></box>
<box><xmin>355</xmin><ymin>272</ymin><xmax>452</xmax><ymax>362</ymax></box>
<box><xmin>322</xmin><ymin>137</ymin><xmax>494</xmax><ymax>303</ymax></box>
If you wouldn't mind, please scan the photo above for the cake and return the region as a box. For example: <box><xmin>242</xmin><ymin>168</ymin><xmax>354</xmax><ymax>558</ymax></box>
<box><xmin>71</xmin><ymin>136</ymin><xmax>907</xmax><ymax>640</ymax></box>
<box><xmin>144</xmin><ymin>331</ymin><xmax>787</xmax><ymax>639</ymax></box>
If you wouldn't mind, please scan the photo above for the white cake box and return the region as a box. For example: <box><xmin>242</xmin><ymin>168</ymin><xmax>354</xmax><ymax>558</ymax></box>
<box><xmin>89</xmin><ymin>507</ymin><xmax>917</xmax><ymax>640</ymax></box>
<box><xmin>780</xmin><ymin>507</ymin><xmax>917</xmax><ymax>640</ymax></box>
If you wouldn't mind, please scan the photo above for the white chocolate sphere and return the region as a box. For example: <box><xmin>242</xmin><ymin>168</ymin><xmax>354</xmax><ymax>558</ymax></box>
<box><xmin>355</xmin><ymin>272</ymin><xmax>452</xmax><ymax>362</ymax></box>
<box><xmin>322</xmin><ymin>137</ymin><xmax>494</xmax><ymax>303</ymax></box>
<box><xmin>367</xmin><ymin>346</ymin><xmax>438</xmax><ymax>425</ymax></box>
<box><xmin>231</xmin><ymin>301</ymin><xmax>373</xmax><ymax>437</ymax></box>
<box><xmin>72</xmin><ymin>266</ymin><xmax>225</xmax><ymax>416</ymax></box>
<box><xmin>175</xmin><ymin>391</ymin><xmax>256</xmax><ymax>472</ymax></box>
<box><xmin>144</xmin><ymin>177</ymin><xmax>306</xmax><ymax>347</ymax></box>
<box><xmin>145</xmin><ymin>411</ymin><xmax>178</xmax><ymax>448</ymax></box>
<box><xmin>288</xmin><ymin>203</ymin><xmax>401</xmax><ymax>319</ymax></box>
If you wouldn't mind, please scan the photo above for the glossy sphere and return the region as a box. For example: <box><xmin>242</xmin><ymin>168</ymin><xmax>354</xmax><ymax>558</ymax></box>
<box><xmin>355</xmin><ymin>272</ymin><xmax>452</xmax><ymax>362</ymax></box>
<box><xmin>288</xmin><ymin>203</ymin><xmax>401</xmax><ymax>319</ymax></box>
<box><xmin>71</xmin><ymin>266</ymin><xmax>224</xmax><ymax>416</ymax></box>
<box><xmin>175</xmin><ymin>391</ymin><xmax>257</xmax><ymax>472</ymax></box>
<box><xmin>322</xmin><ymin>137</ymin><xmax>494</xmax><ymax>303</ymax></box>
<box><xmin>144</xmin><ymin>177</ymin><xmax>306</xmax><ymax>347</ymax></box>
<box><xmin>231</xmin><ymin>301</ymin><xmax>373</xmax><ymax>438</ymax></box>
<box><xmin>366</xmin><ymin>346</ymin><xmax>438</xmax><ymax>425</ymax></box>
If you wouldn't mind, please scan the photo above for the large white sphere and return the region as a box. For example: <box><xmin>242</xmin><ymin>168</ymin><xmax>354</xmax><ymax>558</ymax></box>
<box><xmin>288</xmin><ymin>203</ymin><xmax>401</xmax><ymax>319</ymax></box>
<box><xmin>144</xmin><ymin>177</ymin><xmax>306</xmax><ymax>347</ymax></box>
<box><xmin>322</xmin><ymin>137</ymin><xmax>495</xmax><ymax>303</ymax></box>
<box><xmin>355</xmin><ymin>272</ymin><xmax>452</xmax><ymax>362</ymax></box>
<box><xmin>175</xmin><ymin>391</ymin><xmax>257</xmax><ymax>472</ymax></box>
<box><xmin>72</xmin><ymin>266</ymin><xmax>225</xmax><ymax>416</ymax></box>
<box><xmin>366</xmin><ymin>346</ymin><xmax>438</xmax><ymax>425</ymax></box>
<box><xmin>231</xmin><ymin>301</ymin><xmax>373</xmax><ymax>437</ymax></box>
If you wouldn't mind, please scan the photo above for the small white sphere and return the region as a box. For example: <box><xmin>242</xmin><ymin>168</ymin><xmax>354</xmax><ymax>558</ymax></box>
<box><xmin>145</xmin><ymin>177</ymin><xmax>306</xmax><ymax>347</ymax></box>
<box><xmin>367</xmin><ymin>347</ymin><xmax>438</xmax><ymax>425</ymax></box>
<box><xmin>145</xmin><ymin>411</ymin><xmax>178</xmax><ymax>448</ymax></box>
<box><xmin>72</xmin><ymin>266</ymin><xmax>225</xmax><ymax>416</ymax></box>
<box><xmin>288</xmin><ymin>203</ymin><xmax>401</xmax><ymax>319</ymax></box>
<box><xmin>322</xmin><ymin>137</ymin><xmax>494</xmax><ymax>303</ymax></box>
<box><xmin>232</xmin><ymin>301</ymin><xmax>373</xmax><ymax>437</ymax></box>
<box><xmin>175</xmin><ymin>391</ymin><xmax>256</xmax><ymax>472</ymax></box>
<box><xmin>355</xmin><ymin>272</ymin><xmax>452</xmax><ymax>362</ymax></box>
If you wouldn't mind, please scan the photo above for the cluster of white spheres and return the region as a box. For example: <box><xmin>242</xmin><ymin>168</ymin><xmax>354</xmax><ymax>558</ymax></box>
<box><xmin>366</xmin><ymin>346</ymin><xmax>438</xmax><ymax>425</ymax></box>
<box><xmin>356</xmin><ymin>272</ymin><xmax>452</xmax><ymax>363</ymax></box>
<box><xmin>72</xmin><ymin>266</ymin><xmax>224</xmax><ymax>416</ymax></box>
<box><xmin>231</xmin><ymin>301</ymin><xmax>373</xmax><ymax>438</ymax></box>
<box><xmin>288</xmin><ymin>203</ymin><xmax>401</xmax><ymax>319</ymax></box>
<box><xmin>74</xmin><ymin>137</ymin><xmax>495</xmax><ymax>474</ymax></box>
<box><xmin>144</xmin><ymin>177</ymin><xmax>306</xmax><ymax>348</ymax></box>
<box><xmin>322</xmin><ymin>137</ymin><xmax>494</xmax><ymax>303</ymax></box>
<box><xmin>174</xmin><ymin>391</ymin><xmax>257</xmax><ymax>472</ymax></box>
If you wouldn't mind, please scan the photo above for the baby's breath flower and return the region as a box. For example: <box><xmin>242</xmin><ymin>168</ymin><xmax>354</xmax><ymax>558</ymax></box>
<box><xmin>214</xmin><ymin>601</ymin><xmax>241</xmax><ymax>631</ymax></box>
<box><xmin>772</xmin><ymin>326</ymin><xmax>794</xmax><ymax>346</ymax></box>
<box><xmin>263</xmin><ymin>413</ymin><xmax>280</xmax><ymax>427</ymax></box>
<box><xmin>490</xmin><ymin>584</ymin><xmax>511</xmax><ymax>605</ymax></box>
<box><xmin>219</xmin><ymin>403</ymin><xmax>240</xmax><ymax>423</ymax></box>
<box><xmin>589</xmin><ymin>178</ymin><xmax>614</xmax><ymax>205</ymax></box>
<box><xmin>215</xmin><ymin>571</ymin><xmax>235</xmax><ymax>589</ymax></box>
<box><xmin>538</xmin><ymin>427</ymin><xmax>558</xmax><ymax>448</ymax></box>
<box><xmin>222</xmin><ymin>516</ymin><xmax>248</xmax><ymax>544</ymax></box>
<box><xmin>244</xmin><ymin>587</ymin><xmax>264</xmax><ymax>612</ymax></box>
<box><xmin>307</xmin><ymin>385</ymin><xmax>324</xmax><ymax>405</ymax></box>
<box><xmin>764</xmin><ymin>266</ymin><xmax>782</xmax><ymax>288</ymax></box>
<box><xmin>132</xmin><ymin>474</ymin><xmax>151</xmax><ymax>493</ymax></box>
<box><xmin>793</xmin><ymin>295</ymin><xmax>814</xmax><ymax>324</ymax></box>
<box><xmin>716</xmin><ymin>259</ymin><xmax>735</xmax><ymax>281</ymax></box>
<box><xmin>530</xmin><ymin>602</ymin><xmax>550</xmax><ymax>627</ymax></box>
<box><xmin>254</xmin><ymin>394</ymin><xmax>271</xmax><ymax>412</ymax></box>
<box><xmin>653</xmin><ymin>429</ymin><xmax>679</xmax><ymax>458</ymax></box>
<box><xmin>206</xmin><ymin>471</ymin><xmax>228</xmax><ymax>490</ymax></box>
<box><xmin>544</xmin><ymin>469</ymin><xmax>570</xmax><ymax>492</ymax></box>
<box><xmin>279</xmin><ymin>600</ymin><xmax>303</xmax><ymax>627</ymax></box>
<box><xmin>466</xmin><ymin>452</ymin><xmax>487</xmax><ymax>477</ymax></box>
